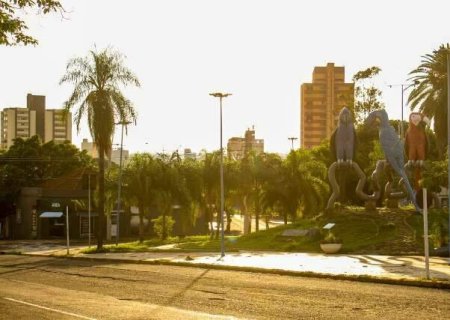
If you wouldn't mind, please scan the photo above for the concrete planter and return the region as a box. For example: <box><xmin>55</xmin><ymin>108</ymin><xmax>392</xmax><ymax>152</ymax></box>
<box><xmin>320</xmin><ymin>243</ymin><xmax>342</xmax><ymax>254</ymax></box>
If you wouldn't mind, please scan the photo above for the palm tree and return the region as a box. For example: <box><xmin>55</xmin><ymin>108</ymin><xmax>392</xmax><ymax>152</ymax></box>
<box><xmin>60</xmin><ymin>47</ymin><xmax>140</xmax><ymax>249</ymax></box>
<box><xmin>201</xmin><ymin>152</ymin><xmax>221</xmax><ymax>238</ymax></box>
<box><xmin>408</xmin><ymin>43</ymin><xmax>449</xmax><ymax>158</ymax></box>
<box><xmin>263</xmin><ymin>150</ymin><xmax>328</xmax><ymax>224</ymax></box>
<box><xmin>123</xmin><ymin>153</ymin><xmax>156</xmax><ymax>243</ymax></box>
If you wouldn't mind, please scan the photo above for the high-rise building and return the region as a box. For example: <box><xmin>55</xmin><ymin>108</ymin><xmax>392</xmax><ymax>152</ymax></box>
<box><xmin>300</xmin><ymin>63</ymin><xmax>354</xmax><ymax>149</ymax></box>
<box><xmin>81</xmin><ymin>138</ymin><xmax>98</xmax><ymax>158</ymax></box>
<box><xmin>27</xmin><ymin>93</ymin><xmax>45</xmax><ymax>140</ymax></box>
<box><xmin>1</xmin><ymin>94</ymin><xmax>72</xmax><ymax>149</ymax></box>
<box><xmin>227</xmin><ymin>127</ymin><xmax>264</xmax><ymax>160</ymax></box>
<box><xmin>110</xmin><ymin>148</ymin><xmax>130</xmax><ymax>166</ymax></box>
<box><xmin>1</xmin><ymin>108</ymin><xmax>37</xmax><ymax>148</ymax></box>
<box><xmin>45</xmin><ymin>109</ymin><xmax>72</xmax><ymax>143</ymax></box>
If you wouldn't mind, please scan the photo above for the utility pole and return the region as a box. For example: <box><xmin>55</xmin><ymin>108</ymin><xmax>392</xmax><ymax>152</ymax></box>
<box><xmin>115</xmin><ymin>120</ymin><xmax>132</xmax><ymax>246</ymax></box>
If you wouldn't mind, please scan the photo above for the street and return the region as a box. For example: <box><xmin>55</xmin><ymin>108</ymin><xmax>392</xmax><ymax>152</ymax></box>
<box><xmin>0</xmin><ymin>255</ymin><xmax>449</xmax><ymax>319</ymax></box>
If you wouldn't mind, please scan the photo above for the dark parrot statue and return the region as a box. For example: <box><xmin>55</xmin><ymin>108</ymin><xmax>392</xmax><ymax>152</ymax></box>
<box><xmin>330</xmin><ymin>107</ymin><xmax>356</xmax><ymax>164</ymax></box>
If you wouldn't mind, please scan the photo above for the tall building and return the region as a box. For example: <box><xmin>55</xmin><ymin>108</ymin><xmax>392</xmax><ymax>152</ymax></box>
<box><xmin>45</xmin><ymin>109</ymin><xmax>72</xmax><ymax>143</ymax></box>
<box><xmin>81</xmin><ymin>138</ymin><xmax>98</xmax><ymax>158</ymax></box>
<box><xmin>27</xmin><ymin>93</ymin><xmax>46</xmax><ymax>140</ymax></box>
<box><xmin>110</xmin><ymin>148</ymin><xmax>130</xmax><ymax>166</ymax></box>
<box><xmin>1</xmin><ymin>108</ymin><xmax>37</xmax><ymax>148</ymax></box>
<box><xmin>227</xmin><ymin>127</ymin><xmax>264</xmax><ymax>160</ymax></box>
<box><xmin>1</xmin><ymin>94</ymin><xmax>72</xmax><ymax>149</ymax></box>
<box><xmin>300</xmin><ymin>63</ymin><xmax>354</xmax><ymax>149</ymax></box>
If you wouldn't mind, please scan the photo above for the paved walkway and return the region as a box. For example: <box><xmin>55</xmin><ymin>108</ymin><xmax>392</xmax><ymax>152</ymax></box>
<box><xmin>1</xmin><ymin>240</ymin><xmax>449</xmax><ymax>282</ymax></box>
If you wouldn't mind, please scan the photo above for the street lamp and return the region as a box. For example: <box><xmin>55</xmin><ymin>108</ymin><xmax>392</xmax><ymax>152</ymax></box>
<box><xmin>387</xmin><ymin>81</ymin><xmax>419</xmax><ymax>139</ymax></box>
<box><xmin>115</xmin><ymin>120</ymin><xmax>132</xmax><ymax>246</ymax></box>
<box><xmin>288</xmin><ymin>137</ymin><xmax>298</xmax><ymax>151</ymax></box>
<box><xmin>209</xmin><ymin>92</ymin><xmax>232</xmax><ymax>258</ymax></box>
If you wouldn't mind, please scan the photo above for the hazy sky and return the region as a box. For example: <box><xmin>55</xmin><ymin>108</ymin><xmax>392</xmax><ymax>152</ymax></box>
<box><xmin>1</xmin><ymin>0</ymin><xmax>449</xmax><ymax>154</ymax></box>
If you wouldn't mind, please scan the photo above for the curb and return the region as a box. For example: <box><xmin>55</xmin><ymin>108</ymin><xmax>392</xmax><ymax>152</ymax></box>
<box><xmin>12</xmin><ymin>252</ymin><xmax>450</xmax><ymax>290</ymax></box>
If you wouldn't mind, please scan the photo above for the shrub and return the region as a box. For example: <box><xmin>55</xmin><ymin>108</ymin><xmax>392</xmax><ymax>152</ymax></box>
<box><xmin>152</xmin><ymin>215</ymin><xmax>175</xmax><ymax>239</ymax></box>
<box><xmin>320</xmin><ymin>231</ymin><xmax>342</xmax><ymax>244</ymax></box>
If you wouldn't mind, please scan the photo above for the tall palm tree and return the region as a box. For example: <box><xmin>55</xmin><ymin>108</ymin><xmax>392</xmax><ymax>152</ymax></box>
<box><xmin>408</xmin><ymin>43</ymin><xmax>449</xmax><ymax>158</ymax></box>
<box><xmin>60</xmin><ymin>47</ymin><xmax>140</xmax><ymax>249</ymax></box>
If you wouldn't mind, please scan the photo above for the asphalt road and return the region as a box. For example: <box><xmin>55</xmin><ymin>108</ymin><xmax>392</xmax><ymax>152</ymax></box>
<box><xmin>0</xmin><ymin>255</ymin><xmax>449</xmax><ymax>319</ymax></box>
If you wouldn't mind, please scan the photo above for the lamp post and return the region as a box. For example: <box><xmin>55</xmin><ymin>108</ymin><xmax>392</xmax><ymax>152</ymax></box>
<box><xmin>288</xmin><ymin>137</ymin><xmax>298</xmax><ymax>151</ymax></box>
<box><xmin>115</xmin><ymin>120</ymin><xmax>132</xmax><ymax>246</ymax></box>
<box><xmin>209</xmin><ymin>92</ymin><xmax>232</xmax><ymax>258</ymax></box>
<box><xmin>388</xmin><ymin>82</ymin><xmax>419</xmax><ymax>139</ymax></box>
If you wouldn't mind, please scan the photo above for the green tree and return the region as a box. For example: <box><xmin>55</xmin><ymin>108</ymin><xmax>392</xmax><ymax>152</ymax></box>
<box><xmin>408</xmin><ymin>43</ymin><xmax>450</xmax><ymax>159</ymax></box>
<box><xmin>152</xmin><ymin>153</ymin><xmax>191</xmax><ymax>240</ymax></box>
<box><xmin>263</xmin><ymin>150</ymin><xmax>328</xmax><ymax>224</ymax></box>
<box><xmin>123</xmin><ymin>153</ymin><xmax>156</xmax><ymax>242</ymax></box>
<box><xmin>353</xmin><ymin>66</ymin><xmax>385</xmax><ymax>123</ymax></box>
<box><xmin>179</xmin><ymin>157</ymin><xmax>208</xmax><ymax>234</ymax></box>
<box><xmin>0</xmin><ymin>136</ymin><xmax>93</xmax><ymax>197</ymax></box>
<box><xmin>0</xmin><ymin>0</ymin><xmax>62</xmax><ymax>46</ymax></box>
<box><xmin>200</xmin><ymin>151</ymin><xmax>221</xmax><ymax>238</ymax></box>
<box><xmin>60</xmin><ymin>47</ymin><xmax>140</xmax><ymax>249</ymax></box>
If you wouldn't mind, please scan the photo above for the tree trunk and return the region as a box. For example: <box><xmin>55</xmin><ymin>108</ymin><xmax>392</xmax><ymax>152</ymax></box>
<box><xmin>255</xmin><ymin>190</ymin><xmax>260</xmax><ymax>232</ymax></box>
<box><xmin>138</xmin><ymin>201</ymin><xmax>145</xmax><ymax>243</ymax></box>
<box><xmin>162</xmin><ymin>210</ymin><xmax>167</xmax><ymax>240</ymax></box>
<box><xmin>242</xmin><ymin>195</ymin><xmax>251</xmax><ymax>235</ymax></box>
<box><xmin>97</xmin><ymin>146</ymin><xmax>105</xmax><ymax>250</ymax></box>
<box><xmin>283</xmin><ymin>212</ymin><xmax>288</xmax><ymax>225</ymax></box>
<box><xmin>215</xmin><ymin>207</ymin><xmax>220</xmax><ymax>240</ymax></box>
<box><xmin>226</xmin><ymin>208</ymin><xmax>231</xmax><ymax>234</ymax></box>
<box><xmin>207</xmin><ymin>207</ymin><xmax>214</xmax><ymax>239</ymax></box>
<box><xmin>265</xmin><ymin>215</ymin><xmax>269</xmax><ymax>230</ymax></box>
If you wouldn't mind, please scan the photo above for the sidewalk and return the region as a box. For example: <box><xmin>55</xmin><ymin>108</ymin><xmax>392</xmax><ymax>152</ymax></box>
<box><xmin>0</xmin><ymin>241</ymin><xmax>450</xmax><ymax>288</ymax></box>
<box><xmin>2</xmin><ymin>240</ymin><xmax>449</xmax><ymax>285</ymax></box>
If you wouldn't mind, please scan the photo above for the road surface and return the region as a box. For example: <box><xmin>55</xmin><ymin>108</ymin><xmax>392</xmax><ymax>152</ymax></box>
<box><xmin>0</xmin><ymin>255</ymin><xmax>449</xmax><ymax>319</ymax></box>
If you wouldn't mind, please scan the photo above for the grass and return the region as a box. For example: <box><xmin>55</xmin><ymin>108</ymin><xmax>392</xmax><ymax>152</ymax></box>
<box><xmin>82</xmin><ymin>206</ymin><xmax>448</xmax><ymax>255</ymax></box>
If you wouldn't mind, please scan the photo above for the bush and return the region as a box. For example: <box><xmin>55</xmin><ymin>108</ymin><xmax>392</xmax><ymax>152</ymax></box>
<box><xmin>320</xmin><ymin>231</ymin><xmax>342</xmax><ymax>244</ymax></box>
<box><xmin>152</xmin><ymin>215</ymin><xmax>175</xmax><ymax>239</ymax></box>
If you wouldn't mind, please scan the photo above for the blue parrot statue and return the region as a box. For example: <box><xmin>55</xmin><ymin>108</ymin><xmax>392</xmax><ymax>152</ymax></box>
<box><xmin>365</xmin><ymin>109</ymin><xmax>421</xmax><ymax>212</ymax></box>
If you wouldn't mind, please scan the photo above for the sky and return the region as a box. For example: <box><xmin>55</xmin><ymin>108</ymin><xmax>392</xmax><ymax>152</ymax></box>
<box><xmin>1</xmin><ymin>0</ymin><xmax>449</xmax><ymax>155</ymax></box>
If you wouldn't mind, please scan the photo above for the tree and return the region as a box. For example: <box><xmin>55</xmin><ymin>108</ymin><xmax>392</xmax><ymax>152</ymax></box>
<box><xmin>123</xmin><ymin>153</ymin><xmax>155</xmax><ymax>243</ymax></box>
<box><xmin>408</xmin><ymin>44</ymin><xmax>450</xmax><ymax>159</ymax></box>
<box><xmin>352</xmin><ymin>66</ymin><xmax>385</xmax><ymax>123</ymax></box>
<box><xmin>0</xmin><ymin>0</ymin><xmax>62</xmax><ymax>46</ymax></box>
<box><xmin>151</xmin><ymin>152</ymin><xmax>191</xmax><ymax>240</ymax></box>
<box><xmin>0</xmin><ymin>136</ymin><xmax>93</xmax><ymax>198</ymax></box>
<box><xmin>60</xmin><ymin>47</ymin><xmax>140</xmax><ymax>249</ymax></box>
<box><xmin>263</xmin><ymin>150</ymin><xmax>328</xmax><ymax>224</ymax></box>
<box><xmin>200</xmin><ymin>151</ymin><xmax>221</xmax><ymax>238</ymax></box>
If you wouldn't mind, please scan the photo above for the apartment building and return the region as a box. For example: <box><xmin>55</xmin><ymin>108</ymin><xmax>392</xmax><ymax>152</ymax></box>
<box><xmin>81</xmin><ymin>138</ymin><xmax>99</xmax><ymax>158</ymax></box>
<box><xmin>1</xmin><ymin>94</ymin><xmax>72</xmax><ymax>149</ymax></box>
<box><xmin>45</xmin><ymin>109</ymin><xmax>72</xmax><ymax>143</ymax></box>
<box><xmin>227</xmin><ymin>127</ymin><xmax>264</xmax><ymax>160</ymax></box>
<box><xmin>300</xmin><ymin>63</ymin><xmax>354</xmax><ymax>149</ymax></box>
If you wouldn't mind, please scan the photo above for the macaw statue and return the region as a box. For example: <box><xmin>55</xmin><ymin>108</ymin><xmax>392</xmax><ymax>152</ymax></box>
<box><xmin>405</xmin><ymin>112</ymin><xmax>429</xmax><ymax>168</ymax></box>
<box><xmin>365</xmin><ymin>109</ymin><xmax>421</xmax><ymax>212</ymax></box>
<box><xmin>330</xmin><ymin>107</ymin><xmax>356</xmax><ymax>164</ymax></box>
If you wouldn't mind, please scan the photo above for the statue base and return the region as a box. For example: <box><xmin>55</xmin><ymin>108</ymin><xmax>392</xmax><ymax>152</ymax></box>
<box><xmin>386</xmin><ymin>199</ymin><xmax>399</xmax><ymax>209</ymax></box>
<box><xmin>364</xmin><ymin>200</ymin><xmax>377</xmax><ymax>211</ymax></box>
